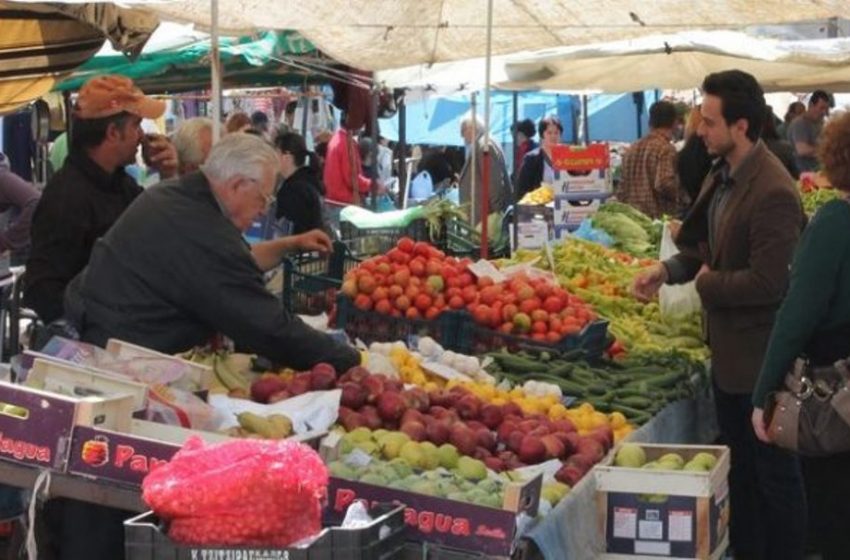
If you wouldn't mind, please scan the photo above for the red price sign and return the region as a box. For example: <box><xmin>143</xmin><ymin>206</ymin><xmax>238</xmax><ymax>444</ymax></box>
<box><xmin>550</xmin><ymin>143</ymin><xmax>609</xmax><ymax>171</ymax></box>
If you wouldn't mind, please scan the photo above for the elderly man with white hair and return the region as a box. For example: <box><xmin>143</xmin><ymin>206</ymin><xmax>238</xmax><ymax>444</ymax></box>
<box><xmin>67</xmin><ymin>133</ymin><xmax>360</xmax><ymax>374</ymax></box>
<box><xmin>458</xmin><ymin>115</ymin><xmax>513</xmax><ymax>224</ymax></box>
<box><xmin>172</xmin><ymin>116</ymin><xmax>214</xmax><ymax>175</ymax></box>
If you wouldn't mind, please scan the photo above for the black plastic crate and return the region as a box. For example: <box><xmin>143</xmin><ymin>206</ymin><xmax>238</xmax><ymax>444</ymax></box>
<box><xmin>282</xmin><ymin>241</ymin><xmax>361</xmax><ymax>315</ymax></box>
<box><xmin>334</xmin><ymin>294</ymin><xmax>461</xmax><ymax>349</ymax></box>
<box><xmin>125</xmin><ymin>503</ymin><xmax>406</xmax><ymax>560</ymax></box>
<box><xmin>340</xmin><ymin>219</ymin><xmax>430</xmax><ymax>257</ymax></box>
<box><xmin>454</xmin><ymin>314</ymin><xmax>609</xmax><ymax>359</ymax></box>
<box><xmin>437</xmin><ymin>218</ymin><xmax>510</xmax><ymax>259</ymax></box>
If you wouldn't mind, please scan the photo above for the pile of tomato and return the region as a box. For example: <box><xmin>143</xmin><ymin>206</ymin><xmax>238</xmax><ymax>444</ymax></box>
<box><xmin>341</xmin><ymin>238</ymin><xmax>597</xmax><ymax>342</ymax></box>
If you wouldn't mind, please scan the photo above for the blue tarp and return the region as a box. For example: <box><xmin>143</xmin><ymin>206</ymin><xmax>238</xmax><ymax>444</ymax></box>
<box><xmin>379</xmin><ymin>91</ymin><xmax>576</xmax><ymax>148</ymax></box>
<box><xmin>587</xmin><ymin>89</ymin><xmax>661</xmax><ymax>142</ymax></box>
<box><xmin>380</xmin><ymin>89</ymin><xmax>660</xmax><ymax>149</ymax></box>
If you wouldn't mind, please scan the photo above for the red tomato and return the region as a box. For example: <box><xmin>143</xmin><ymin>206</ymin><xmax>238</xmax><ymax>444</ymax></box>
<box><xmin>457</xmin><ymin>272</ymin><xmax>474</xmax><ymax>288</ymax></box>
<box><xmin>388</xmin><ymin>285</ymin><xmax>404</xmax><ymax>298</ymax></box>
<box><xmin>374</xmin><ymin>299</ymin><xmax>393</xmax><ymax>314</ymax></box>
<box><xmin>502</xmin><ymin>303</ymin><xmax>519</xmax><ymax>322</ymax></box>
<box><xmin>357</xmin><ymin>275</ymin><xmax>377</xmax><ymax>295</ymax></box>
<box><xmin>395</xmin><ymin>295</ymin><xmax>411</xmax><ymax>311</ymax></box>
<box><xmin>393</xmin><ymin>269</ymin><xmax>411</xmax><ymax>287</ymax></box>
<box><xmin>371</xmin><ymin>286</ymin><xmax>389</xmax><ymax>303</ymax></box>
<box><xmin>543</xmin><ymin>296</ymin><xmax>564</xmax><ymax>314</ymax></box>
<box><xmin>409</xmin><ymin>258</ymin><xmax>426</xmax><ymax>277</ymax></box>
<box><xmin>519</xmin><ymin>297</ymin><xmax>542</xmax><ymax>315</ymax></box>
<box><xmin>405</xmin><ymin>307</ymin><xmax>421</xmax><ymax>319</ymax></box>
<box><xmin>480</xmin><ymin>285</ymin><xmax>501</xmax><ymax>305</ymax></box>
<box><xmin>405</xmin><ymin>285</ymin><xmax>420</xmax><ymax>300</ymax></box>
<box><xmin>354</xmin><ymin>294</ymin><xmax>373</xmax><ymax>310</ymax></box>
<box><xmin>414</xmin><ymin>293</ymin><xmax>432</xmax><ymax>312</ymax></box>
<box><xmin>546</xmin><ymin>331</ymin><xmax>562</xmax><ymax>343</ymax></box>
<box><xmin>477</xmin><ymin>276</ymin><xmax>495</xmax><ymax>289</ymax></box>
<box><xmin>498</xmin><ymin>322</ymin><xmax>514</xmax><ymax>334</ymax></box>
<box><xmin>413</xmin><ymin>242</ymin><xmax>432</xmax><ymax>258</ymax></box>
<box><xmin>446</xmin><ymin>287</ymin><xmax>463</xmax><ymax>299</ymax></box>
<box><xmin>532</xmin><ymin>321</ymin><xmax>548</xmax><ymax>334</ymax></box>
<box><xmin>397</xmin><ymin>237</ymin><xmax>415</xmax><ymax>254</ymax></box>
<box><xmin>448</xmin><ymin>295</ymin><xmax>466</xmax><ymax>309</ymax></box>
<box><xmin>472</xmin><ymin>305</ymin><xmax>492</xmax><ymax>326</ymax></box>
<box><xmin>425</xmin><ymin>259</ymin><xmax>442</xmax><ymax>277</ymax></box>
<box><xmin>531</xmin><ymin>309</ymin><xmax>549</xmax><ymax>323</ymax></box>
<box><xmin>425</xmin><ymin>307</ymin><xmax>441</xmax><ymax>320</ymax></box>
<box><xmin>462</xmin><ymin>285</ymin><xmax>479</xmax><ymax>304</ymax></box>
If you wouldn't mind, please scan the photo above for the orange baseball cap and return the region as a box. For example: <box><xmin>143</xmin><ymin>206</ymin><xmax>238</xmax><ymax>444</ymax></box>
<box><xmin>75</xmin><ymin>75</ymin><xmax>165</xmax><ymax>120</ymax></box>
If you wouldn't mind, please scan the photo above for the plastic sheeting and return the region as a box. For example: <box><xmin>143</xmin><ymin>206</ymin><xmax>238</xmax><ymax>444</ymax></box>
<box><xmin>113</xmin><ymin>1</ymin><xmax>848</xmax><ymax>71</ymax></box>
<box><xmin>503</xmin><ymin>30</ymin><xmax>850</xmax><ymax>93</ymax></box>
<box><xmin>0</xmin><ymin>1</ymin><xmax>157</xmax><ymax>113</ymax></box>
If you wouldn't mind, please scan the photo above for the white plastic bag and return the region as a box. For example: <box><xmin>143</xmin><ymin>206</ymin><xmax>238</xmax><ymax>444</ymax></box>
<box><xmin>658</xmin><ymin>222</ymin><xmax>702</xmax><ymax>318</ymax></box>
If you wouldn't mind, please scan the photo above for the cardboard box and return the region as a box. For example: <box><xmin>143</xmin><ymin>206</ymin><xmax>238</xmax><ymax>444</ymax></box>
<box><xmin>326</xmin><ymin>476</ymin><xmax>540</xmax><ymax>558</ymax></box>
<box><xmin>26</xmin><ymin>356</ymin><xmax>149</xmax><ymax>412</ymax></box>
<box><xmin>550</xmin><ymin>144</ymin><xmax>612</xmax><ymax>197</ymax></box>
<box><xmin>68</xmin><ymin>418</ymin><xmax>327</xmax><ymax>489</ymax></box>
<box><xmin>0</xmin><ymin>380</ymin><xmax>134</xmax><ymax>472</ymax></box>
<box><xmin>554</xmin><ymin>196</ymin><xmax>605</xmax><ymax>230</ymax></box>
<box><xmin>105</xmin><ymin>339</ymin><xmax>215</xmax><ymax>392</ymax></box>
<box><xmin>321</xmin><ymin>433</ymin><xmax>541</xmax><ymax>557</ymax></box>
<box><xmin>594</xmin><ymin>443</ymin><xmax>730</xmax><ymax>559</ymax></box>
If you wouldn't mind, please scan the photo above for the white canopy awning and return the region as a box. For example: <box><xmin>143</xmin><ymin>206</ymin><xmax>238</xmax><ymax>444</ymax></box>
<box><xmin>93</xmin><ymin>0</ymin><xmax>848</xmax><ymax>71</ymax></box>
<box><xmin>377</xmin><ymin>31</ymin><xmax>850</xmax><ymax>94</ymax></box>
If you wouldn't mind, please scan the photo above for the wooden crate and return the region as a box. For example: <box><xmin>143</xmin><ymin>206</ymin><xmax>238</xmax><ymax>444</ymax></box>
<box><xmin>594</xmin><ymin>443</ymin><xmax>730</xmax><ymax>560</ymax></box>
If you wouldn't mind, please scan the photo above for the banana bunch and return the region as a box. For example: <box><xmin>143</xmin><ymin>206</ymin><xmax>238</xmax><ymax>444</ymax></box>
<box><xmin>183</xmin><ymin>348</ymin><xmax>251</xmax><ymax>396</ymax></box>
<box><xmin>519</xmin><ymin>183</ymin><xmax>554</xmax><ymax>205</ymax></box>
<box><xmin>228</xmin><ymin>412</ymin><xmax>293</xmax><ymax>439</ymax></box>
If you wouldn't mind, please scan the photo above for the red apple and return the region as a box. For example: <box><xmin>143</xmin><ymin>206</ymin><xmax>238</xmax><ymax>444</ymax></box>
<box><xmin>250</xmin><ymin>377</ymin><xmax>288</xmax><ymax>404</ymax></box>
<box><xmin>401</xmin><ymin>420</ymin><xmax>427</xmax><ymax>442</ymax></box>
<box><xmin>376</xmin><ymin>392</ymin><xmax>407</xmax><ymax>421</ymax></box>
<box><xmin>400</xmin><ymin>408</ymin><xmax>425</xmax><ymax>426</ymax></box>
<box><xmin>484</xmin><ymin>456</ymin><xmax>506</xmax><ymax>472</ymax></box>
<box><xmin>449</xmin><ymin>424</ymin><xmax>477</xmax><ymax>456</ymax></box>
<box><xmin>518</xmin><ymin>435</ymin><xmax>547</xmax><ymax>464</ymax></box>
<box><xmin>309</xmin><ymin>363</ymin><xmax>337</xmax><ymax>390</ymax></box>
<box><xmin>286</xmin><ymin>374</ymin><xmax>312</xmax><ymax>396</ymax></box>
<box><xmin>456</xmin><ymin>394</ymin><xmax>482</xmax><ymax>420</ymax></box>
<box><xmin>475</xmin><ymin>428</ymin><xmax>497</xmax><ymax>451</ymax></box>
<box><xmin>480</xmin><ymin>405</ymin><xmax>504</xmax><ymax>429</ymax></box>
<box><xmin>340</xmin><ymin>365</ymin><xmax>369</xmax><ymax>384</ymax></box>
<box><xmin>426</xmin><ymin>420</ymin><xmax>450</xmax><ymax>445</ymax></box>
<box><xmin>540</xmin><ymin>434</ymin><xmax>567</xmax><ymax>459</ymax></box>
<box><xmin>339</xmin><ymin>383</ymin><xmax>367</xmax><ymax>409</ymax></box>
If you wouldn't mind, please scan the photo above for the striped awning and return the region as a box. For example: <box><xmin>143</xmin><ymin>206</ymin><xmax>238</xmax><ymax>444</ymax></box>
<box><xmin>0</xmin><ymin>2</ymin><xmax>158</xmax><ymax>114</ymax></box>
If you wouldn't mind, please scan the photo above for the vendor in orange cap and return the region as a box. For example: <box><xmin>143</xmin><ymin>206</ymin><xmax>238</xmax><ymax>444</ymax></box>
<box><xmin>25</xmin><ymin>75</ymin><xmax>178</xmax><ymax>326</ymax></box>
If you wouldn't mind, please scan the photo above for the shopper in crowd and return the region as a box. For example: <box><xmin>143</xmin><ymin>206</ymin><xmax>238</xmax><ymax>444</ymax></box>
<box><xmin>251</xmin><ymin>110</ymin><xmax>271</xmax><ymax>139</ymax></box>
<box><xmin>458</xmin><ymin>116</ymin><xmax>512</xmax><ymax>224</ymax></box>
<box><xmin>751</xmin><ymin>111</ymin><xmax>850</xmax><ymax>560</ymax></box>
<box><xmin>633</xmin><ymin>70</ymin><xmax>807</xmax><ymax>560</ymax></box>
<box><xmin>274</xmin><ymin>130</ymin><xmax>326</xmax><ymax>234</ymax></box>
<box><xmin>225</xmin><ymin>111</ymin><xmax>252</xmax><ymax>134</ymax></box>
<box><xmin>376</xmin><ymin>136</ymin><xmax>394</xmax><ymax>185</ymax></box>
<box><xmin>511</xmin><ymin>118</ymin><xmax>537</xmax><ymax>181</ymax></box>
<box><xmin>515</xmin><ymin>115</ymin><xmax>563</xmax><ymax>201</ymax></box>
<box><xmin>25</xmin><ymin>75</ymin><xmax>176</xmax><ymax>326</ymax></box>
<box><xmin>617</xmin><ymin>101</ymin><xmax>680</xmax><ymax>219</ymax></box>
<box><xmin>761</xmin><ymin>106</ymin><xmax>799</xmax><ymax>179</ymax></box>
<box><xmin>64</xmin><ymin>132</ymin><xmax>358</xmax><ymax>560</ymax></box>
<box><xmin>675</xmin><ymin>105</ymin><xmax>713</xmax><ymax>211</ymax></box>
<box><xmin>323</xmin><ymin>119</ymin><xmax>381</xmax><ymax>228</ymax></box>
<box><xmin>417</xmin><ymin>146</ymin><xmax>456</xmax><ymax>190</ymax></box>
<box><xmin>0</xmin><ymin>153</ymin><xmax>41</xmax><ymax>263</ymax></box>
<box><xmin>779</xmin><ymin>100</ymin><xmax>805</xmax><ymax>140</ymax></box>
<box><xmin>788</xmin><ymin>89</ymin><xmax>832</xmax><ymax>172</ymax></box>
<box><xmin>172</xmin><ymin>117</ymin><xmax>213</xmax><ymax>176</ymax></box>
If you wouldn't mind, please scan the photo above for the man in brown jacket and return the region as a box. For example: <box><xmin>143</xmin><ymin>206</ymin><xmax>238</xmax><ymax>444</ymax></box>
<box><xmin>634</xmin><ymin>70</ymin><xmax>807</xmax><ymax>559</ymax></box>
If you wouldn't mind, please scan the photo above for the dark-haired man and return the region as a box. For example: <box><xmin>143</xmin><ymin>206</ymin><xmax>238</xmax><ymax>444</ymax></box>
<box><xmin>788</xmin><ymin>89</ymin><xmax>832</xmax><ymax>172</ymax></box>
<box><xmin>617</xmin><ymin>100</ymin><xmax>680</xmax><ymax>218</ymax></box>
<box><xmin>633</xmin><ymin>70</ymin><xmax>807</xmax><ymax>559</ymax></box>
<box><xmin>25</xmin><ymin>75</ymin><xmax>177</xmax><ymax>324</ymax></box>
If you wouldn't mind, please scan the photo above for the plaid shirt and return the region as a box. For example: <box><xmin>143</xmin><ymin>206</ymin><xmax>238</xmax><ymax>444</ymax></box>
<box><xmin>617</xmin><ymin>130</ymin><xmax>680</xmax><ymax>218</ymax></box>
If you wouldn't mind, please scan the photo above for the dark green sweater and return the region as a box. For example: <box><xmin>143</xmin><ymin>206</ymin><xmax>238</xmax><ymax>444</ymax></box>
<box><xmin>753</xmin><ymin>198</ymin><xmax>850</xmax><ymax>407</ymax></box>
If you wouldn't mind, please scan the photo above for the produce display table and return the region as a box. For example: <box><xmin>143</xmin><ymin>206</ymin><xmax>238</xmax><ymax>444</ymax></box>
<box><xmin>0</xmin><ymin>461</ymin><xmax>145</xmax><ymax>512</ymax></box>
<box><xmin>526</xmin><ymin>396</ymin><xmax>719</xmax><ymax>560</ymax></box>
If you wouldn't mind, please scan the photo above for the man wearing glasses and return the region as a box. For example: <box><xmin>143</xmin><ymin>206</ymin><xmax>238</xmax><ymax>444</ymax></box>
<box><xmin>67</xmin><ymin>132</ymin><xmax>358</xmax><ymax>375</ymax></box>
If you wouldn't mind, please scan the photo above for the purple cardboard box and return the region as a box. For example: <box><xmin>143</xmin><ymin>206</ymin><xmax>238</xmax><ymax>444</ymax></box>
<box><xmin>326</xmin><ymin>475</ymin><xmax>541</xmax><ymax>557</ymax></box>
<box><xmin>0</xmin><ymin>382</ymin><xmax>80</xmax><ymax>471</ymax></box>
<box><xmin>67</xmin><ymin>425</ymin><xmax>179</xmax><ymax>488</ymax></box>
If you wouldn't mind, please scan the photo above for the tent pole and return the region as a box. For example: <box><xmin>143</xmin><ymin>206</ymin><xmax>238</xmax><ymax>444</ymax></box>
<box><xmin>397</xmin><ymin>89</ymin><xmax>407</xmax><ymax>207</ymax></box>
<box><xmin>581</xmin><ymin>94</ymin><xmax>589</xmax><ymax>145</ymax></box>
<box><xmin>512</xmin><ymin>90</ymin><xmax>519</xmax><ymax>252</ymax></box>
<box><xmin>210</xmin><ymin>0</ymin><xmax>222</xmax><ymax>141</ymax></box>
<box><xmin>370</xmin><ymin>87</ymin><xmax>379</xmax><ymax>211</ymax></box>
<box><xmin>480</xmin><ymin>0</ymin><xmax>494</xmax><ymax>260</ymax></box>
<box><xmin>63</xmin><ymin>90</ymin><xmax>73</xmax><ymax>152</ymax></box>
<box><xmin>300</xmin><ymin>87</ymin><xmax>309</xmax><ymax>138</ymax></box>
<box><xmin>470</xmin><ymin>92</ymin><xmax>477</xmax><ymax>224</ymax></box>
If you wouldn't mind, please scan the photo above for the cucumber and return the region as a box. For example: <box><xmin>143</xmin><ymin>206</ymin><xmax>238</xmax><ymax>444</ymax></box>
<box><xmin>494</xmin><ymin>354</ymin><xmax>545</xmax><ymax>374</ymax></box>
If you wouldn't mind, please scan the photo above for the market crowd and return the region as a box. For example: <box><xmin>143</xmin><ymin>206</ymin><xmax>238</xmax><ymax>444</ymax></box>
<box><xmin>0</xmin><ymin>69</ymin><xmax>843</xmax><ymax>560</ymax></box>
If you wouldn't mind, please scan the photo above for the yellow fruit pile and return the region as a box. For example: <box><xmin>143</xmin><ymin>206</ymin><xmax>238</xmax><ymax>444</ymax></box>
<box><xmin>552</xmin><ymin>402</ymin><xmax>634</xmax><ymax>442</ymax></box>
<box><xmin>519</xmin><ymin>183</ymin><xmax>554</xmax><ymax>205</ymax></box>
<box><xmin>388</xmin><ymin>346</ymin><xmax>443</xmax><ymax>390</ymax></box>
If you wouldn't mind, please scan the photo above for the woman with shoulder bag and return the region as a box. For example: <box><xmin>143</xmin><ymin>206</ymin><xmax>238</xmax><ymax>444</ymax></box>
<box><xmin>751</xmin><ymin>111</ymin><xmax>850</xmax><ymax>560</ymax></box>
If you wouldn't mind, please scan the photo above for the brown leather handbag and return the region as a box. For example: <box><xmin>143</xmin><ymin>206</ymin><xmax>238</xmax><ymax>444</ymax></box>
<box><xmin>766</xmin><ymin>358</ymin><xmax>850</xmax><ymax>455</ymax></box>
